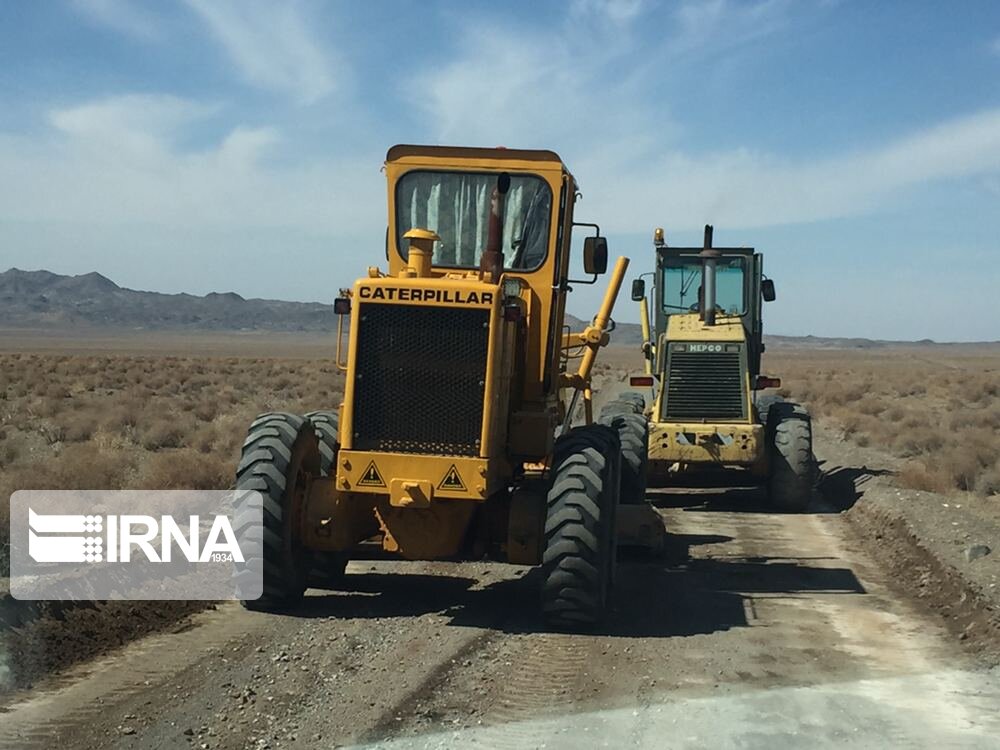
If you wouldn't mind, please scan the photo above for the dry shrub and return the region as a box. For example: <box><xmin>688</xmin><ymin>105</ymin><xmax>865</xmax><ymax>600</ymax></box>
<box><xmin>0</xmin><ymin>350</ymin><xmax>346</xmax><ymax>559</ymax></box>
<box><xmin>64</xmin><ymin>414</ymin><xmax>98</xmax><ymax>442</ymax></box>
<box><xmin>43</xmin><ymin>383</ymin><xmax>69</xmax><ymax>399</ymax></box>
<box><xmin>137</xmin><ymin>449</ymin><xmax>230</xmax><ymax>490</ymax></box>
<box><xmin>770</xmin><ymin>346</ymin><xmax>1000</xmax><ymax>497</ymax></box>
<box><xmin>34</xmin><ymin>396</ymin><xmax>64</xmax><ymax>418</ymax></box>
<box><xmin>896</xmin><ymin>462</ymin><xmax>954</xmax><ymax>493</ymax></box>
<box><xmin>0</xmin><ymin>443</ymin><xmax>19</xmax><ymax>467</ymax></box>
<box><xmin>101</xmin><ymin>397</ymin><xmax>143</xmax><ymax>434</ymax></box>
<box><xmin>975</xmin><ymin>460</ymin><xmax>1000</xmax><ymax>496</ymax></box>
<box><xmin>192</xmin><ymin>399</ymin><xmax>218</xmax><ymax>422</ymax></box>
<box><xmin>6</xmin><ymin>443</ymin><xmax>137</xmax><ymax>491</ymax></box>
<box><xmin>139</xmin><ymin>417</ymin><xmax>191</xmax><ymax>450</ymax></box>
<box><xmin>891</xmin><ymin>427</ymin><xmax>945</xmax><ymax>457</ymax></box>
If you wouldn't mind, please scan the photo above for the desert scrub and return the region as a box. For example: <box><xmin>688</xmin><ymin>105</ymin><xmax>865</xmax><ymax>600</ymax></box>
<box><xmin>0</xmin><ymin>352</ymin><xmax>346</xmax><ymax>554</ymax></box>
<box><xmin>769</xmin><ymin>345</ymin><xmax>1000</xmax><ymax>498</ymax></box>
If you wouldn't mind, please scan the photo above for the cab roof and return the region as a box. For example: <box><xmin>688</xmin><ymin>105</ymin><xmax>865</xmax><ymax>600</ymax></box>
<box><xmin>386</xmin><ymin>144</ymin><xmax>567</xmax><ymax>171</ymax></box>
<box><xmin>658</xmin><ymin>246</ymin><xmax>756</xmax><ymax>257</ymax></box>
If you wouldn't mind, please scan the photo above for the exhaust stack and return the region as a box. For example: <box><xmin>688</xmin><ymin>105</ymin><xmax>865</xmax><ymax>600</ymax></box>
<box><xmin>480</xmin><ymin>172</ymin><xmax>511</xmax><ymax>283</ymax></box>
<box><xmin>699</xmin><ymin>224</ymin><xmax>720</xmax><ymax>326</ymax></box>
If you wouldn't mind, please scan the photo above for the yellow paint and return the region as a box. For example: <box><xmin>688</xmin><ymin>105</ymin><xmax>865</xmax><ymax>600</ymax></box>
<box><xmin>338</xmin><ymin>450</ymin><xmax>494</xmax><ymax>501</ymax></box>
<box><xmin>384</xmin><ymin>145</ymin><xmax>570</xmax><ymax>406</ymax></box>
<box><xmin>302</xmin><ymin>478</ymin><xmax>380</xmax><ymax>552</ymax></box>
<box><xmin>320</xmin><ymin>144</ymin><xmax>633</xmax><ymax>566</ymax></box>
<box><xmin>389</xmin><ymin>478</ymin><xmax>433</xmax><ymax>508</ymax></box>
<box><xmin>665</xmin><ymin>312</ymin><xmax>745</xmax><ymax>341</ymax></box>
<box><xmin>647</xmin><ymin>421</ymin><xmax>764</xmax><ymax>466</ymax></box>
<box><xmin>375</xmin><ymin>496</ymin><xmax>476</xmax><ymax>559</ymax></box>
<box><xmin>639</xmin><ymin>296</ymin><xmax>653</xmax><ymax>375</ymax></box>
<box><xmin>402</xmin><ymin>228</ymin><xmax>438</xmax><ymax>278</ymax></box>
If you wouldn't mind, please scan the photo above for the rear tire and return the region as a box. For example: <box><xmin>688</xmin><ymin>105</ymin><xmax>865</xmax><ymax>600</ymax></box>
<box><xmin>235</xmin><ymin>412</ymin><xmax>318</xmax><ymax>610</ymax></box>
<box><xmin>755</xmin><ymin>393</ymin><xmax>784</xmax><ymax>430</ymax></box>
<box><xmin>766</xmin><ymin>402</ymin><xmax>815</xmax><ymax>512</ymax></box>
<box><xmin>305</xmin><ymin>410</ymin><xmax>339</xmax><ymax>476</ymax></box>
<box><xmin>599</xmin><ymin>403</ymin><xmax>648</xmax><ymax>505</ymax></box>
<box><xmin>617</xmin><ymin>391</ymin><xmax>646</xmax><ymax>413</ymax></box>
<box><xmin>541</xmin><ymin>423</ymin><xmax>621</xmax><ymax>628</ymax></box>
<box><xmin>600</xmin><ymin>391</ymin><xmax>645</xmax><ymax>418</ymax></box>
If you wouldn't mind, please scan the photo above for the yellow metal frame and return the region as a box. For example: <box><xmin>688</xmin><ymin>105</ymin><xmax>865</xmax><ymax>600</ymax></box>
<box><xmin>338</xmin><ymin>275</ymin><xmax>499</xmax><ymax>449</ymax></box>
<box><xmin>383</xmin><ymin>145</ymin><xmax>569</xmax><ymax>407</ymax></box>
<box><xmin>336</xmin><ymin>451</ymin><xmax>494</xmax><ymax>503</ymax></box>
<box><xmin>646</xmin><ymin>308</ymin><xmax>766</xmax><ymax>469</ymax></box>
<box><xmin>639</xmin><ymin>296</ymin><xmax>653</xmax><ymax>375</ymax></box>
<box><xmin>560</xmin><ymin>256</ymin><xmax>629</xmax><ymax>426</ymax></box>
<box><xmin>648</xmin><ymin>422</ymin><xmax>764</xmax><ymax>467</ymax></box>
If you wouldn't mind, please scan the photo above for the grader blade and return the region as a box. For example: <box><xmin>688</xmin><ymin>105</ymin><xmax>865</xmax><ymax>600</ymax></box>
<box><xmin>616</xmin><ymin>503</ymin><xmax>665</xmax><ymax>551</ymax></box>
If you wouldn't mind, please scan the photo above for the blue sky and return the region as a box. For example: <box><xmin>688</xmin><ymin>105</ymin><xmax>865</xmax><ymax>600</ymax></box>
<box><xmin>2</xmin><ymin>0</ymin><xmax>999</xmax><ymax>340</ymax></box>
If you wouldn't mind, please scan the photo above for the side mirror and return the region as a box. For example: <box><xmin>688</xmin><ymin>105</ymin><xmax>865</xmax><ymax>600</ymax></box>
<box><xmin>583</xmin><ymin>236</ymin><xmax>608</xmax><ymax>275</ymax></box>
<box><xmin>631</xmin><ymin>278</ymin><xmax>646</xmax><ymax>301</ymax></box>
<box><xmin>334</xmin><ymin>297</ymin><xmax>351</xmax><ymax>315</ymax></box>
<box><xmin>761</xmin><ymin>279</ymin><xmax>776</xmax><ymax>302</ymax></box>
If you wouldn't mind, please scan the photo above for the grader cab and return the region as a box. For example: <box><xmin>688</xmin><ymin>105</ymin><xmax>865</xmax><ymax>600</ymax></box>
<box><xmin>234</xmin><ymin>145</ymin><xmax>659</xmax><ymax>627</ymax></box>
<box><xmin>628</xmin><ymin>225</ymin><xmax>816</xmax><ymax>510</ymax></box>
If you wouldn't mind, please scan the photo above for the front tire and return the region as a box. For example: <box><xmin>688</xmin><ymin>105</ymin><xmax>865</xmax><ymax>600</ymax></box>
<box><xmin>235</xmin><ymin>412</ymin><xmax>318</xmax><ymax>610</ymax></box>
<box><xmin>541</xmin><ymin>423</ymin><xmax>621</xmax><ymax>628</ymax></box>
<box><xmin>766</xmin><ymin>402</ymin><xmax>815</xmax><ymax>512</ymax></box>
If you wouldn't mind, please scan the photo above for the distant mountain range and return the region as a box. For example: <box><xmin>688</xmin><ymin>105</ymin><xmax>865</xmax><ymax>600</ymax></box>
<box><xmin>0</xmin><ymin>268</ymin><xmax>338</xmax><ymax>332</ymax></box>
<box><xmin>0</xmin><ymin>268</ymin><xmax>988</xmax><ymax>348</ymax></box>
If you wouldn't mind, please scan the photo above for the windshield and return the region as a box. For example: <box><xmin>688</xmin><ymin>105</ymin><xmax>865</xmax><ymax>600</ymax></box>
<box><xmin>395</xmin><ymin>170</ymin><xmax>552</xmax><ymax>270</ymax></box>
<box><xmin>661</xmin><ymin>255</ymin><xmax>746</xmax><ymax>315</ymax></box>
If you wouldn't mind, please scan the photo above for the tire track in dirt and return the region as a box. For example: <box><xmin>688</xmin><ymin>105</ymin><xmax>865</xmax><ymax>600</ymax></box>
<box><xmin>362</xmin><ymin>488</ymin><xmax>1000</xmax><ymax>748</ymax></box>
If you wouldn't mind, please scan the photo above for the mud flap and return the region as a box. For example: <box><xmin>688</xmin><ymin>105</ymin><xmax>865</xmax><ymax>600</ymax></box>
<box><xmin>615</xmin><ymin>503</ymin><xmax>665</xmax><ymax>551</ymax></box>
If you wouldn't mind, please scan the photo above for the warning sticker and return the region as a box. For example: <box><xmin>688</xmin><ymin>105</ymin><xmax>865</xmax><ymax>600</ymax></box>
<box><xmin>358</xmin><ymin>460</ymin><xmax>386</xmax><ymax>488</ymax></box>
<box><xmin>437</xmin><ymin>464</ymin><xmax>467</xmax><ymax>492</ymax></box>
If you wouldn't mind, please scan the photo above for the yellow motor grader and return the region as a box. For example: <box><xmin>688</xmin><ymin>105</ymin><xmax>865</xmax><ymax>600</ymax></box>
<box><xmin>625</xmin><ymin>225</ymin><xmax>815</xmax><ymax>510</ymax></box>
<box><xmin>234</xmin><ymin>145</ymin><xmax>659</xmax><ymax>626</ymax></box>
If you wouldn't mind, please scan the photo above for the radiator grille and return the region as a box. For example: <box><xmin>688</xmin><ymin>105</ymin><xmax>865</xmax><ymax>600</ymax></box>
<box><xmin>353</xmin><ymin>303</ymin><xmax>489</xmax><ymax>456</ymax></box>
<box><xmin>663</xmin><ymin>350</ymin><xmax>745</xmax><ymax>421</ymax></box>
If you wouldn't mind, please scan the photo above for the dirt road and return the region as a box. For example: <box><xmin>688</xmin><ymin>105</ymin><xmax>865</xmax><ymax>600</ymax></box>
<box><xmin>4</xmin><ymin>454</ymin><xmax>1000</xmax><ymax>748</ymax></box>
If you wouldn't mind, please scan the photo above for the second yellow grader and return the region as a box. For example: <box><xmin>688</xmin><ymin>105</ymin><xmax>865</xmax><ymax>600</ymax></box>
<box><xmin>624</xmin><ymin>225</ymin><xmax>816</xmax><ymax>510</ymax></box>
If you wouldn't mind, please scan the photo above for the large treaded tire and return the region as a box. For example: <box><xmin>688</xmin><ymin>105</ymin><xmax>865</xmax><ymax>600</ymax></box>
<box><xmin>599</xmin><ymin>403</ymin><xmax>648</xmax><ymax>505</ymax></box>
<box><xmin>541</xmin><ymin>423</ymin><xmax>621</xmax><ymax>628</ymax></box>
<box><xmin>599</xmin><ymin>391</ymin><xmax>645</xmax><ymax>419</ymax></box>
<box><xmin>766</xmin><ymin>402</ymin><xmax>816</xmax><ymax>512</ymax></box>
<box><xmin>234</xmin><ymin>412</ymin><xmax>318</xmax><ymax>610</ymax></box>
<box><xmin>305</xmin><ymin>410</ymin><xmax>339</xmax><ymax>476</ymax></box>
<box><xmin>303</xmin><ymin>411</ymin><xmax>348</xmax><ymax>587</ymax></box>
<box><xmin>755</xmin><ymin>393</ymin><xmax>784</xmax><ymax>431</ymax></box>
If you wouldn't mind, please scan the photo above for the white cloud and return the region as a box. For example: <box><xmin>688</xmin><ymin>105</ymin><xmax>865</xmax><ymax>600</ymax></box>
<box><xmin>672</xmin><ymin>0</ymin><xmax>792</xmax><ymax>53</ymax></box>
<box><xmin>48</xmin><ymin>94</ymin><xmax>216</xmax><ymax>159</ymax></box>
<box><xmin>408</xmin><ymin>10</ymin><xmax>1000</xmax><ymax>233</ymax></box>
<box><xmin>577</xmin><ymin>107</ymin><xmax>1000</xmax><ymax>231</ymax></box>
<box><xmin>0</xmin><ymin>94</ymin><xmax>380</xmax><ymax>233</ymax></box>
<box><xmin>72</xmin><ymin>0</ymin><xmax>163</xmax><ymax>41</ymax></box>
<box><xmin>183</xmin><ymin>0</ymin><xmax>337</xmax><ymax>104</ymax></box>
<box><xmin>406</xmin><ymin>20</ymin><xmax>659</xmax><ymax>153</ymax></box>
<box><xmin>570</xmin><ymin>0</ymin><xmax>646</xmax><ymax>24</ymax></box>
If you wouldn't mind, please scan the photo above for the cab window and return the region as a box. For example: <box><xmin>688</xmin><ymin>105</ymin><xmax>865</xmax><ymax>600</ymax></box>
<box><xmin>396</xmin><ymin>171</ymin><xmax>552</xmax><ymax>270</ymax></box>
<box><xmin>661</xmin><ymin>256</ymin><xmax>746</xmax><ymax>315</ymax></box>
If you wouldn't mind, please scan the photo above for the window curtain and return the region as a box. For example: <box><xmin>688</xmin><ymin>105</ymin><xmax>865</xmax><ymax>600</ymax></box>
<box><xmin>399</xmin><ymin>174</ymin><xmax>539</xmax><ymax>267</ymax></box>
